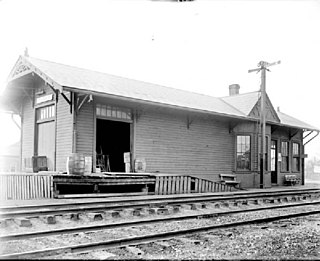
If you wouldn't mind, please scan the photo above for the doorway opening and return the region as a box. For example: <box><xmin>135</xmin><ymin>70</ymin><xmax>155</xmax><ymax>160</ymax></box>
<box><xmin>96</xmin><ymin>119</ymin><xmax>131</xmax><ymax>172</ymax></box>
<box><xmin>271</xmin><ymin>139</ymin><xmax>278</xmax><ymax>184</ymax></box>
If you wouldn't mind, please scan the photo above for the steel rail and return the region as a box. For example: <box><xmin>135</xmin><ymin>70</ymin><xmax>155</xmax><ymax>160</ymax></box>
<box><xmin>1</xmin><ymin>208</ymin><xmax>320</xmax><ymax>259</ymax></box>
<box><xmin>1</xmin><ymin>201</ymin><xmax>319</xmax><ymax>242</ymax></box>
<box><xmin>1</xmin><ymin>188</ymin><xmax>319</xmax><ymax>212</ymax></box>
<box><xmin>1</xmin><ymin>189</ymin><xmax>319</xmax><ymax>219</ymax></box>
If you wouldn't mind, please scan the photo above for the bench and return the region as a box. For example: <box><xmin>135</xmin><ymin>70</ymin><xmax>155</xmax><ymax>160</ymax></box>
<box><xmin>284</xmin><ymin>175</ymin><xmax>300</xmax><ymax>186</ymax></box>
<box><xmin>220</xmin><ymin>174</ymin><xmax>240</xmax><ymax>188</ymax></box>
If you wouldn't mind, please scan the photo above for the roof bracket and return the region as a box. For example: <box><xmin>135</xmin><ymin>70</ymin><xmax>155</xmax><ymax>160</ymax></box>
<box><xmin>271</xmin><ymin>125</ymin><xmax>279</xmax><ymax>134</ymax></box>
<box><xmin>187</xmin><ymin>115</ymin><xmax>193</xmax><ymax>129</ymax></box>
<box><xmin>61</xmin><ymin>92</ymin><xmax>72</xmax><ymax>113</ymax></box>
<box><xmin>77</xmin><ymin>94</ymin><xmax>90</xmax><ymax>112</ymax></box>
<box><xmin>289</xmin><ymin>129</ymin><xmax>299</xmax><ymax>140</ymax></box>
<box><xmin>229</xmin><ymin>121</ymin><xmax>238</xmax><ymax>133</ymax></box>
<box><xmin>134</xmin><ymin>109</ymin><xmax>142</xmax><ymax>122</ymax></box>
<box><xmin>304</xmin><ymin>131</ymin><xmax>319</xmax><ymax>146</ymax></box>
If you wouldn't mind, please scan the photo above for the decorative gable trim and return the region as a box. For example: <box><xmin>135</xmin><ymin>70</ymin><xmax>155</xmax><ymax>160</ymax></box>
<box><xmin>248</xmin><ymin>93</ymin><xmax>280</xmax><ymax>123</ymax></box>
<box><xmin>7</xmin><ymin>56</ymin><xmax>63</xmax><ymax>93</ymax></box>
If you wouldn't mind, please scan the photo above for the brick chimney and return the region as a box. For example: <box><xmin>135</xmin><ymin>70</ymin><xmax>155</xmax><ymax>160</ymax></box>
<box><xmin>229</xmin><ymin>84</ymin><xmax>240</xmax><ymax>96</ymax></box>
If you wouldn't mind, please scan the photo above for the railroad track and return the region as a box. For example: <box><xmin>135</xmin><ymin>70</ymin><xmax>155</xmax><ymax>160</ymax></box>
<box><xmin>1</xmin><ymin>188</ymin><xmax>319</xmax><ymax>219</ymax></box>
<box><xmin>1</xmin><ymin>200</ymin><xmax>319</xmax><ymax>259</ymax></box>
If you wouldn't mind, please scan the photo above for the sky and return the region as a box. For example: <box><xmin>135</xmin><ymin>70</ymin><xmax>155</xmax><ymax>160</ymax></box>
<box><xmin>0</xmin><ymin>0</ymin><xmax>319</xmax><ymax>158</ymax></box>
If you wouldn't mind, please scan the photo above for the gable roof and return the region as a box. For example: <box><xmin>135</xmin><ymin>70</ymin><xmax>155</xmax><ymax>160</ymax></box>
<box><xmin>221</xmin><ymin>91</ymin><xmax>260</xmax><ymax>115</ymax></box>
<box><xmin>4</xmin><ymin>55</ymin><xmax>319</xmax><ymax>132</ymax></box>
<box><xmin>7</xmin><ymin>56</ymin><xmax>246</xmax><ymax>119</ymax></box>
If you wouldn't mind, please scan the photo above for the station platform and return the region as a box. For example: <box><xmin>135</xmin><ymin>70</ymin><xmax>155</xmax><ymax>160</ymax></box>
<box><xmin>0</xmin><ymin>180</ymin><xmax>319</xmax><ymax>208</ymax></box>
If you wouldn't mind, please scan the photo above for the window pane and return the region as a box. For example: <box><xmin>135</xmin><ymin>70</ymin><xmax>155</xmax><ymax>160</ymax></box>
<box><xmin>236</xmin><ymin>135</ymin><xmax>250</xmax><ymax>170</ymax></box>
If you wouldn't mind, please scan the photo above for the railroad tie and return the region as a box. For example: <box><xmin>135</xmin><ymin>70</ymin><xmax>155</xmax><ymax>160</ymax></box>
<box><xmin>148</xmin><ymin>208</ymin><xmax>156</xmax><ymax>215</ymax></box>
<box><xmin>17</xmin><ymin>218</ymin><xmax>32</xmax><ymax>227</ymax></box>
<box><xmin>190</xmin><ymin>204</ymin><xmax>197</xmax><ymax>210</ymax></box>
<box><xmin>88</xmin><ymin>213</ymin><xmax>103</xmax><ymax>221</ymax></box>
<box><xmin>46</xmin><ymin>215</ymin><xmax>56</xmax><ymax>224</ymax></box>
<box><xmin>222</xmin><ymin>202</ymin><xmax>229</xmax><ymax>208</ymax></box>
<box><xmin>111</xmin><ymin>211</ymin><xmax>121</xmax><ymax>218</ymax></box>
<box><xmin>201</xmin><ymin>203</ymin><xmax>207</xmax><ymax>209</ymax></box>
<box><xmin>132</xmin><ymin>209</ymin><xmax>141</xmax><ymax>216</ymax></box>
<box><xmin>70</xmin><ymin>213</ymin><xmax>80</xmax><ymax>221</ymax></box>
<box><xmin>173</xmin><ymin>206</ymin><xmax>180</xmax><ymax>213</ymax></box>
<box><xmin>156</xmin><ymin>208</ymin><xmax>169</xmax><ymax>215</ymax></box>
<box><xmin>214</xmin><ymin>203</ymin><xmax>220</xmax><ymax>208</ymax></box>
<box><xmin>233</xmin><ymin>201</ymin><xmax>240</xmax><ymax>207</ymax></box>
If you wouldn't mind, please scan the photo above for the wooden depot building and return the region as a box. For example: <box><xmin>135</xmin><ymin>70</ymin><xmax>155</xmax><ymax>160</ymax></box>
<box><xmin>1</xmin><ymin>54</ymin><xmax>319</xmax><ymax>198</ymax></box>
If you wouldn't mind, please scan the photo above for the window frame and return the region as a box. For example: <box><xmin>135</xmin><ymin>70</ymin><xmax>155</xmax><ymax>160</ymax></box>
<box><xmin>292</xmin><ymin>141</ymin><xmax>301</xmax><ymax>173</ymax></box>
<box><xmin>280</xmin><ymin>140</ymin><xmax>290</xmax><ymax>173</ymax></box>
<box><xmin>96</xmin><ymin>103</ymin><xmax>133</xmax><ymax>123</ymax></box>
<box><xmin>36</xmin><ymin>104</ymin><xmax>56</xmax><ymax>123</ymax></box>
<box><xmin>235</xmin><ymin>134</ymin><xmax>252</xmax><ymax>172</ymax></box>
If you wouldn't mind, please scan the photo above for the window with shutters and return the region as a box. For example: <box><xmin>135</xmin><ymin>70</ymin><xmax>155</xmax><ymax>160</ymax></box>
<box><xmin>281</xmin><ymin>141</ymin><xmax>289</xmax><ymax>172</ymax></box>
<box><xmin>292</xmin><ymin>142</ymin><xmax>300</xmax><ymax>172</ymax></box>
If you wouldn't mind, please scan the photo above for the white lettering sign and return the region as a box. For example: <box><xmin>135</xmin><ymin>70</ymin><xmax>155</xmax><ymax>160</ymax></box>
<box><xmin>36</xmin><ymin>94</ymin><xmax>53</xmax><ymax>104</ymax></box>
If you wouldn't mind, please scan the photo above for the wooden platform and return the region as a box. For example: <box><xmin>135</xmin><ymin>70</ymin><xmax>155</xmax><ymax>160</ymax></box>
<box><xmin>0</xmin><ymin>172</ymin><xmax>236</xmax><ymax>200</ymax></box>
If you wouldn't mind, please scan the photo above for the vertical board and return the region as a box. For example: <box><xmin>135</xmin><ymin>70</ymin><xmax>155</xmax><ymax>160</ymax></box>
<box><xmin>167</xmin><ymin>176</ymin><xmax>172</xmax><ymax>195</ymax></box>
<box><xmin>158</xmin><ymin>177</ymin><xmax>164</xmax><ymax>195</ymax></box>
<box><xmin>176</xmin><ymin>176</ymin><xmax>180</xmax><ymax>194</ymax></box>
<box><xmin>155</xmin><ymin>177</ymin><xmax>160</xmax><ymax>195</ymax></box>
<box><xmin>172</xmin><ymin>177</ymin><xmax>176</xmax><ymax>194</ymax></box>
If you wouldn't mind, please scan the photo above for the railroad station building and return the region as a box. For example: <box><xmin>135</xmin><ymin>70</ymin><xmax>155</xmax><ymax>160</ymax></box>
<box><xmin>2</xmin><ymin>54</ymin><xmax>319</xmax><ymax>189</ymax></box>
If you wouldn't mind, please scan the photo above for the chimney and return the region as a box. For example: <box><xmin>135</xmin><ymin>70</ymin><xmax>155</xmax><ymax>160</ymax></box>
<box><xmin>229</xmin><ymin>84</ymin><xmax>240</xmax><ymax>96</ymax></box>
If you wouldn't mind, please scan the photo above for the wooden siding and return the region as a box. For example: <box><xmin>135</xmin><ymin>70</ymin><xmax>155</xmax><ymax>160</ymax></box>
<box><xmin>135</xmin><ymin>109</ymin><xmax>234</xmax><ymax>180</ymax></box>
<box><xmin>76</xmin><ymin>101</ymin><xmax>94</xmax><ymax>158</ymax></box>
<box><xmin>21</xmin><ymin>96</ymin><xmax>34</xmax><ymax>171</ymax></box>
<box><xmin>56</xmin><ymin>92</ymin><xmax>73</xmax><ymax>172</ymax></box>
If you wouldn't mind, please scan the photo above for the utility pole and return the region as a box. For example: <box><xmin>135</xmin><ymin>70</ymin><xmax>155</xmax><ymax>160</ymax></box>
<box><xmin>249</xmin><ymin>60</ymin><xmax>280</xmax><ymax>188</ymax></box>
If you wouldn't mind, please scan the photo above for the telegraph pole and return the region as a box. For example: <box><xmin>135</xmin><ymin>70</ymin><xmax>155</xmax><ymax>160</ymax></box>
<box><xmin>249</xmin><ymin>60</ymin><xmax>280</xmax><ymax>188</ymax></box>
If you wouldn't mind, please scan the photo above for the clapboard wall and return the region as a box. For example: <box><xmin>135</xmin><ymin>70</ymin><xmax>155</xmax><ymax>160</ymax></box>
<box><xmin>76</xmin><ymin>99</ymin><xmax>95</xmax><ymax>158</ymax></box>
<box><xmin>21</xmin><ymin>95</ymin><xmax>34</xmax><ymax>171</ymax></box>
<box><xmin>56</xmin><ymin>91</ymin><xmax>73</xmax><ymax>172</ymax></box>
<box><xmin>135</xmin><ymin>108</ymin><xmax>235</xmax><ymax>181</ymax></box>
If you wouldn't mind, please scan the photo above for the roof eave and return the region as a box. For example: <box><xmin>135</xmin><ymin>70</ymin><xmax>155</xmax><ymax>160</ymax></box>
<box><xmin>62</xmin><ymin>86</ymin><xmax>256</xmax><ymax>122</ymax></box>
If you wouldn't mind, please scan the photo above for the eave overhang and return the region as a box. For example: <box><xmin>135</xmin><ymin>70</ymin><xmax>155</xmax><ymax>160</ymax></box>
<box><xmin>62</xmin><ymin>85</ymin><xmax>258</xmax><ymax>123</ymax></box>
<box><xmin>7</xmin><ymin>55</ymin><xmax>62</xmax><ymax>93</ymax></box>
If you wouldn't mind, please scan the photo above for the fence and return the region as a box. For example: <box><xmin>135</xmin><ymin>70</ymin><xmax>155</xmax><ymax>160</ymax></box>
<box><xmin>0</xmin><ymin>173</ymin><xmax>53</xmax><ymax>200</ymax></box>
<box><xmin>154</xmin><ymin>175</ymin><xmax>232</xmax><ymax>195</ymax></box>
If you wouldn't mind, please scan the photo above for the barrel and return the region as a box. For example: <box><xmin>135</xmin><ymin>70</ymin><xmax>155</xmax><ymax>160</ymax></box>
<box><xmin>66</xmin><ymin>153</ymin><xmax>85</xmax><ymax>175</ymax></box>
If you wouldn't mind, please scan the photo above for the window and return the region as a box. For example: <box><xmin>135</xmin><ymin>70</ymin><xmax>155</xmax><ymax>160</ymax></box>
<box><xmin>96</xmin><ymin>104</ymin><xmax>132</xmax><ymax>121</ymax></box>
<box><xmin>36</xmin><ymin>105</ymin><xmax>55</xmax><ymax>122</ymax></box>
<box><xmin>236</xmin><ymin>135</ymin><xmax>251</xmax><ymax>170</ymax></box>
<box><xmin>281</xmin><ymin>141</ymin><xmax>289</xmax><ymax>172</ymax></box>
<box><xmin>292</xmin><ymin>142</ymin><xmax>300</xmax><ymax>172</ymax></box>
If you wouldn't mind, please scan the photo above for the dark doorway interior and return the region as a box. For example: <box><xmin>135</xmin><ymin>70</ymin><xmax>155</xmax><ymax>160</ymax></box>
<box><xmin>271</xmin><ymin>139</ymin><xmax>278</xmax><ymax>184</ymax></box>
<box><xmin>96</xmin><ymin>119</ymin><xmax>131</xmax><ymax>172</ymax></box>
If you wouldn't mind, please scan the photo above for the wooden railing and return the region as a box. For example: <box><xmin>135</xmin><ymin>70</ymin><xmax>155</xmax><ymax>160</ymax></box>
<box><xmin>0</xmin><ymin>173</ymin><xmax>53</xmax><ymax>200</ymax></box>
<box><xmin>154</xmin><ymin>175</ymin><xmax>232</xmax><ymax>195</ymax></box>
